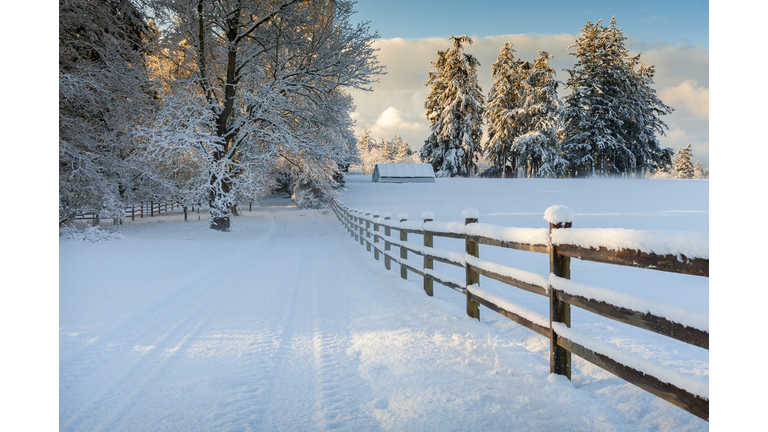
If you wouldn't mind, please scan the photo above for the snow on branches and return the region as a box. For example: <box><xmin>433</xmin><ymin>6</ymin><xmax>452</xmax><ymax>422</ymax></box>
<box><xmin>421</xmin><ymin>36</ymin><xmax>485</xmax><ymax>178</ymax></box>
<box><xmin>142</xmin><ymin>0</ymin><xmax>384</xmax><ymax>229</ymax></box>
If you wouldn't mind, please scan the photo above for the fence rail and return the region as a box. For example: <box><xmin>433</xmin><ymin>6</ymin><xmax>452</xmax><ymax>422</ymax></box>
<box><xmin>69</xmin><ymin>201</ymin><xmax>181</xmax><ymax>224</ymax></box>
<box><xmin>331</xmin><ymin>200</ymin><xmax>709</xmax><ymax>421</ymax></box>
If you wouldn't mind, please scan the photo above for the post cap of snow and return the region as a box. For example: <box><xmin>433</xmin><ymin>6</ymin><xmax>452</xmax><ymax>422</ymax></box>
<box><xmin>398</xmin><ymin>212</ymin><xmax>408</xmax><ymax>221</ymax></box>
<box><xmin>373</xmin><ymin>211</ymin><xmax>380</xmax><ymax>217</ymax></box>
<box><xmin>462</xmin><ymin>208</ymin><xmax>479</xmax><ymax>220</ymax></box>
<box><xmin>365</xmin><ymin>209</ymin><xmax>371</xmax><ymax>215</ymax></box>
<box><xmin>383</xmin><ymin>212</ymin><xmax>392</xmax><ymax>219</ymax></box>
<box><xmin>421</xmin><ymin>211</ymin><xmax>434</xmax><ymax>220</ymax></box>
<box><xmin>544</xmin><ymin>205</ymin><xmax>574</xmax><ymax>224</ymax></box>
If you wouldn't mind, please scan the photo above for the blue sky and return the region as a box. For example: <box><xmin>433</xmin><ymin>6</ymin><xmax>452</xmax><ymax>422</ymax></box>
<box><xmin>352</xmin><ymin>0</ymin><xmax>708</xmax><ymax>46</ymax></box>
<box><xmin>347</xmin><ymin>0</ymin><xmax>711</xmax><ymax>168</ymax></box>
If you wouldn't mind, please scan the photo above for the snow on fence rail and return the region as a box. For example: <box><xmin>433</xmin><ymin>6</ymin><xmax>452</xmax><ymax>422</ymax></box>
<box><xmin>68</xmin><ymin>201</ymin><xmax>181</xmax><ymax>224</ymax></box>
<box><xmin>331</xmin><ymin>199</ymin><xmax>709</xmax><ymax>421</ymax></box>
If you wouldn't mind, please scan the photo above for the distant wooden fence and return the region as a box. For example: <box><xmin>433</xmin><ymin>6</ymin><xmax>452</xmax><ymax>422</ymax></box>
<box><xmin>70</xmin><ymin>201</ymin><xmax>181</xmax><ymax>224</ymax></box>
<box><xmin>331</xmin><ymin>199</ymin><xmax>709</xmax><ymax>421</ymax></box>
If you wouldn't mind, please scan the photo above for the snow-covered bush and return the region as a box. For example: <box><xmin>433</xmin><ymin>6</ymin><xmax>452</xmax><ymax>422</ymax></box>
<box><xmin>60</xmin><ymin>225</ymin><xmax>124</xmax><ymax>242</ymax></box>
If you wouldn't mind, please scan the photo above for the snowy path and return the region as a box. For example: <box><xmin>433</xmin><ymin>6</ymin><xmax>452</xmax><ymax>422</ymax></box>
<box><xmin>59</xmin><ymin>195</ymin><xmax>708</xmax><ymax>431</ymax></box>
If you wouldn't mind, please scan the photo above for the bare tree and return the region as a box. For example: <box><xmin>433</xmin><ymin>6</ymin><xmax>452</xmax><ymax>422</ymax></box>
<box><xmin>59</xmin><ymin>0</ymin><xmax>158</xmax><ymax>223</ymax></box>
<box><xmin>142</xmin><ymin>0</ymin><xmax>383</xmax><ymax>230</ymax></box>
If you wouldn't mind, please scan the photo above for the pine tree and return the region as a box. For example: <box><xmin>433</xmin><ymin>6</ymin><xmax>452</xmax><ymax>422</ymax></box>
<box><xmin>563</xmin><ymin>17</ymin><xmax>674</xmax><ymax>178</ymax></box>
<box><xmin>421</xmin><ymin>35</ymin><xmax>485</xmax><ymax>177</ymax></box>
<box><xmin>484</xmin><ymin>42</ymin><xmax>525</xmax><ymax>178</ymax></box>
<box><xmin>391</xmin><ymin>134</ymin><xmax>412</xmax><ymax>159</ymax></box>
<box><xmin>673</xmin><ymin>144</ymin><xmax>694</xmax><ymax>179</ymax></box>
<box><xmin>562</xmin><ymin>19</ymin><xmax>631</xmax><ymax>177</ymax></box>
<box><xmin>693</xmin><ymin>160</ymin><xmax>705</xmax><ymax>179</ymax></box>
<box><xmin>510</xmin><ymin>51</ymin><xmax>567</xmax><ymax>178</ymax></box>
<box><xmin>357</xmin><ymin>130</ymin><xmax>374</xmax><ymax>154</ymax></box>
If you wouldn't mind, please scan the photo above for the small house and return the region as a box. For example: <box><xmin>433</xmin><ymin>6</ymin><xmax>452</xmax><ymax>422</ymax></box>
<box><xmin>372</xmin><ymin>164</ymin><xmax>436</xmax><ymax>183</ymax></box>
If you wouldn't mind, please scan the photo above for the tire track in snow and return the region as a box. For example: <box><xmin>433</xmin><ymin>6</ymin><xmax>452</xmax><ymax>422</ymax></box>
<box><xmin>307</xmin><ymin>214</ymin><xmax>380</xmax><ymax>431</ymax></box>
<box><xmin>60</xmin><ymin>213</ymin><xmax>288</xmax><ymax>431</ymax></box>
<box><xmin>205</xmin><ymin>211</ymin><xmax>315</xmax><ymax>431</ymax></box>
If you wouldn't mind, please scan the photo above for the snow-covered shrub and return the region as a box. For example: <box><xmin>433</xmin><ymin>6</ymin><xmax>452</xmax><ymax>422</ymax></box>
<box><xmin>59</xmin><ymin>225</ymin><xmax>124</xmax><ymax>242</ymax></box>
<box><xmin>292</xmin><ymin>182</ymin><xmax>327</xmax><ymax>209</ymax></box>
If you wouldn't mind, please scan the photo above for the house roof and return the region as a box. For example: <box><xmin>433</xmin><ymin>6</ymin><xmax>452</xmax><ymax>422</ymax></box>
<box><xmin>374</xmin><ymin>164</ymin><xmax>435</xmax><ymax>178</ymax></box>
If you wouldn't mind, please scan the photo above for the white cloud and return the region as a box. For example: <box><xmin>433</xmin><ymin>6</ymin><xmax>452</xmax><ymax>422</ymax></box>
<box><xmin>659</xmin><ymin>80</ymin><xmax>709</xmax><ymax>120</ymax></box>
<box><xmin>659</xmin><ymin>128</ymin><xmax>709</xmax><ymax>168</ymax></box>
<box><xmin>365</xmin><ymin>107</ymin><xmax>427</xmax><ymax>144</ymax></box>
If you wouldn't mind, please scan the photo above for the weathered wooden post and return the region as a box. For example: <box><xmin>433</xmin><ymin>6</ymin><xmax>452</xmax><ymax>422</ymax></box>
<box><xmin>359</xmin><ymin>211</ymin><xmax>365</xmax><ymax>245</ymax></box>
<box><xmin>151</xmin><ymin>201</ymin><xmax>155</xmax><ymax>217</ymax></box>
<box><xmin>184</xmin><ymin>206</ymin><xmax>188</xmax><ymax>221</ymax></box>
<box><xmin>347</xmin><ymin>207</ymin><xmax>354</xmax><ymax>237</ymax></box>
<box><xmin>464</xmin><ymin>208</ymin><xmax>480</xmax><ymax>319</ymax></box>
<box><xmin>364</xmin><ymin>210</ymin><xmax>372</xmax><ymax>249</ymax></box>
<box><xmin>423</xmin><ymin>211</ymin><xmax>434</xmax><ymax>296</ymax></box>
<box><xmin>373</xmin><ymin>211</ymin><xmax>381</xmax><ymax>260</ymax></box>
<box><xmin>354</xmin><ymin>209</ymin><xmax>360</xmax><ymax>242</ymax></box>
<box><xmin>546</xmin><ymin>205</ymin><xmax>574</xmax><ymax>380</ymax></box>
<box><xmin>383</xmin><ymin>213</ymin><xmax>392</xmax><ymax>270</ymax></box>
<box><xmin>140</xmin><ymin>201</ymin><xmax>144</xmax><ymax>218</ymax></box>
<box><xmin>399</xmin><ymin>213</ymin><xmax>408</xmax><ymax>279</ymax></box>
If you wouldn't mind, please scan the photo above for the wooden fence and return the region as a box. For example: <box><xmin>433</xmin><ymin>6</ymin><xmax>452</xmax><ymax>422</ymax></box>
<box><xmin>331</xmin><ymin>199</ymin><xmax>709</xmax><ymax>421</ymax></box>
<box><xmin>69</xmin><ymin>201</ymin><xmax>180</xmax><ymax>224</ymax></box>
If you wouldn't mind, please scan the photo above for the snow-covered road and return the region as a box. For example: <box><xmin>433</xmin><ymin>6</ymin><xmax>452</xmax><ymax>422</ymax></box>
<box><xmin>59</xmin><ymin>194</ymin><xmax>707</xmax><ymax>431</ymax></box>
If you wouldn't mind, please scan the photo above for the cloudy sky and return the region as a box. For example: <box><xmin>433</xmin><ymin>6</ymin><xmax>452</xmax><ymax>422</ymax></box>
<box><xmin>346</xmin><ymin>0</ymin><xmax>710</xmax><ymax>167</ymax></box>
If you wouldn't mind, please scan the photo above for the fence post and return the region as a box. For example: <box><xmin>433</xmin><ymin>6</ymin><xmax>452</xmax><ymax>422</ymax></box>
<box><xmin>423</xmin><ymin>211</ymin><xmax>434</xmax><ymax>296</ymax></box>
<box><xmin>464</xmin><ymin>208</ymin><xmax>480</xmax><ymax>319</ymax></box>
<box><xmin>151</xmin><ymin>201</ymin><xmax>154</xmax><ymax>217</ymax></box>
<box><xmin>384</xmin><ymin>213</ymin><xmax>392</xmax><ymax>270</ymax></box>
<box><xmin>373</xmin><ymin>211</ymin><xmax>380</xmax><ymax>260</ymax></box>
<box><xmin>365</xmin><ymin>211</ymin><xmax>372</xmax><ymax>252</ymax></box>
<box><xmin>141</xmin><ymin>201</ymin><xmax>144</xmax><ymax>218</ymax></box>
<box><xmin>547</xmin><ymin>205</ymin><xmax>573</xmax><ymax>380</ymax></box>
<box><xmin>353</xmin><ymin>210</ymin><xmax>359</xmax><ymax>242</ymax></box>
<box><xmin>347</xmin><ymin>207</ymin><xmax>353</xmax><ymax>237</ymax></box>
<box><xmin>399</xmin><ymin>213</ymin><xmax>408</xmax><ymax>279</ymax></box>
<box><xmin>359</xmin><ymin>210</ymin><xmax>366</xmax><ymax>247</ymax></box>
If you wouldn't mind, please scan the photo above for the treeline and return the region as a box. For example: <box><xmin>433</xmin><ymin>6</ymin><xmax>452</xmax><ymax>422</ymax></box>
<box><xmin>59</xmin><ymin>0</ymin><xmax>383</xmax><ymax>230</ymax></box>
<box><xmin>419</xmin><ymin>18</ymin><xmax>708</xmax><ymax>179</ymax></box>
<box><xmin>354</xmin><ymin>131</ymin><xmax>417</xmax><ymax>175</ymax></box>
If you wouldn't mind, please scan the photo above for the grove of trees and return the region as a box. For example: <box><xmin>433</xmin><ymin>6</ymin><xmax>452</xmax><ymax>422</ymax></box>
<box><xmin>355</xmin><ymin>131</ymin><xmax>416</xmax><ymax>175</ymax></box>
<box><xmin>60</xmin><ymin>0</ymin><xmax>384</xmax><ymax>230</ymax></box>
<box><xmin>419</xmin><ymin>18</ymin><xmax>704</xmax><ymax>180</ymax></box>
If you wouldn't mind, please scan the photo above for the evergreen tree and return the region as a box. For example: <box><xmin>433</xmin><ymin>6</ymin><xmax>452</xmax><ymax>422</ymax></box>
<box><xmin>392</xmin><ymin>134</ymin><xmax>412</xmax><ymax>159</ymax></box>
<box><xmin>421</xmin><ymin>36</ymin><xmax>485</xmax><ymax>177</ymax></box>
<box><xmin>381</xmin><ymin>138</ymin><xmax>396</xmax><ymax>162</ymax></box>
<box><xmin>693</xmin><ymin>160</ymin><xmax>705</xmax><ymax>179</ymax></box>
<box><xmin>673</xmin><ymin>144</ymin><xmax>695</xmax><ymax>179</ymax></box>
<box><xmin>484</xmin><ymin>42</ymin><xmax>525</xmax><ymax>178</ymax></box>
<box><xmin>563</xmin><ymin>17</ymin><xmax>673</xmax><ymax>177</ymax></box>
<box><xmin>510</xmin><ymin>51</ymin><xmax>567</xmax><ymax>178</ymax></box>
<box><xmin>562</xmin><ymin>19</ymin><xmax>630</xmax><ymax>177</ymax></box>
<box><xmin>357</xmin><ymin>130</ymin><xmax>375</xmax><ymax>154</ymax></box>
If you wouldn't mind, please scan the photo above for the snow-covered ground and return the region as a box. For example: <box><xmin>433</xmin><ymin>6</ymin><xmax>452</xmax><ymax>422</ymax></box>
<box><xmin>57</xmin><ymin>177</ymin><xmax>710</xmax><ymax>431</ymax></box>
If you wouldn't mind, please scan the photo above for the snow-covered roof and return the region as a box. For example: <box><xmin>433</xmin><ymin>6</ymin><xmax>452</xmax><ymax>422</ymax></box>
<box><xmin>374</xmin><ymin>164</ymin><xmax>435</xmax><ymax>178</ymax></box>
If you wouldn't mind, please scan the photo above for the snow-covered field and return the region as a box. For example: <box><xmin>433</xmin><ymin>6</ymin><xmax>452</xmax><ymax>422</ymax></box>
<box><xmin>57</xmin><ymin>177</ymin><xmax>710</xmax><ymax>431</ymax></box>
